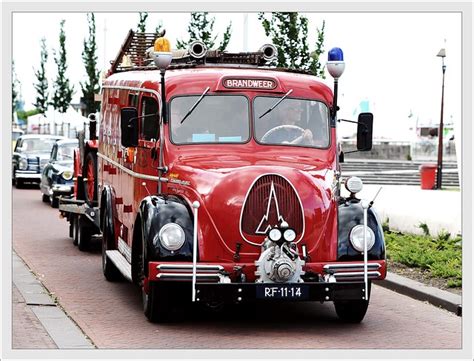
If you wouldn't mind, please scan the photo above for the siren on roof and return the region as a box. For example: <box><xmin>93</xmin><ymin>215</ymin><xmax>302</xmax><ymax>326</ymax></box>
<box><xmin>327</xmin><ymin>47</ymin><xmax>345</xmax><ymax>79</ymax></box>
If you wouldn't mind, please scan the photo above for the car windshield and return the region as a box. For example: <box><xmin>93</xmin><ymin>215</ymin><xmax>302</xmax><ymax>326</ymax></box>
<box><xmin>21</xmin><ymin>138</ymin><xmax>57</xmax><ymax>152</ymax></box>
<box><xmin>254</xmin><ymin>97</ymin><xmax>330</xmax><ymax>148</ymax></box>
<box><xmin>57</xmin><ymin>144</ymin><xmax>75</xmax><ymax>161</ymax></box>
<box><xmin>170</xmin><ymin>95</ymin><xmax>250</xmax><ymax>144</ymax></box>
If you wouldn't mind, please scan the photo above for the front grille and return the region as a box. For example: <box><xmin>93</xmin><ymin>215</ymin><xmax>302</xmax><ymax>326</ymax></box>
<box><xmin>27</xmin><ymin>158</ymin><xmax>39</xmax><ymax>171</ymax></box>
<box><xmin>241</xmin><ymin>174</ymin><xmax>303</xmax><ymax>236</ymax></box>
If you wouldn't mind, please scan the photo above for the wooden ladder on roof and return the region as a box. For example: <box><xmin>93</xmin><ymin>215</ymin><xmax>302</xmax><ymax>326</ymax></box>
<box><xmin>109</xmin><ymin>30</ymin><xmax>157</xmax><ymax>74</ymax></box>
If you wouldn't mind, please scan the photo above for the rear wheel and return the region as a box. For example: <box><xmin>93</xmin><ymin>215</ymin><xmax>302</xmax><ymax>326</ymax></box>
<box><xmin>72</xmin><ymin>215</ymin><xmax>79</xmax><ymax>246</ymax></box>
<box><xmin>77</xmin><ymin>215</ymin><xmax>92</xmax><ymax>252</ymax></box>
<box><xmin>83</xmin><ymin>152</ymin><xmax>98</xmax><ymax>207</ymax></box>
<box><xmin>50</xmin><ymin>194</ymin><xmax>59</xmax><ymax>208</ymax></box>
<box><xmin>42</xmin><ymin>193</ymin><xmax>49</xmax><ymax>203</ymax></box>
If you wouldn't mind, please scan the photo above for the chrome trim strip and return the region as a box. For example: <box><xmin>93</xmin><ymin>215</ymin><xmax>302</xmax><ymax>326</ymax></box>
<box><xmin>157</xmin><ymin>273</ymin><xmax>221</xmax><ymax>280</ymax></box>
<box><xmin>324</xmin><ymin>263</ymin><xmax>381</xmax><ymax>271</ymax></box>
<box><xmin>192</xmin><ymin>202</ymin><xmax>200</xmax><ymax>302</ymax></box>
<box><xmin>157</xmin><ymin>264</ymin><xmax>224</xmax><ymax>272</ymax></box>
<box><xmin>333</xmin><ymin>271</ymin><xmax>381</xmax><ymax>278</ymax></box>
<box><xmin>97</xmin><ymin>152</ymin><xmax>168</xmax><ymax>183</ymax></box>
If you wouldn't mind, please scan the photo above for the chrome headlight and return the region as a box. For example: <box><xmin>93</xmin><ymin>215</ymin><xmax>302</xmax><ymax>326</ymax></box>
<box><xmin>61</xmin><ymin>170</ymin><xmax>73</xmax><ymax>180</ymax></box>
<box><xmin>283</xmin><ymin>228</ymin><xmax>296</xmax><ymax>242</ymax></box>
<box><xmin>158</xmin><ymin>223</ymin><xmax>185</xmax><ymax>251</ymax></box>
<box><xmin>349</xmin><ymin>225</ymin><xmax>375</xmax><ymax>252</ymax></box>
<box><xmin>19</xmin><ymin>158</ymin><xmax>28</xmax><ymax>170</ymax></box>
<box><xmin>268</xmin><ymin>228</ymin><xmax>282</xmax><ymax>242</ymax></box>
<box><xmin>345</xmin><ymin>176</ymin><xmax>363</xmax><ymax>194</ymax></box>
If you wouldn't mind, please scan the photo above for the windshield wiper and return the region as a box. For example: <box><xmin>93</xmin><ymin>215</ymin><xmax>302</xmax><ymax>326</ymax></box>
<box><xmin>180</xmin><ymin>86</ymin><xmax>210</xmax><ymax>124</ymax></box>
<box><xmin>258</xmin><ymin>89</ymin><xmax>293</xmax><ymax>119</ymax></box>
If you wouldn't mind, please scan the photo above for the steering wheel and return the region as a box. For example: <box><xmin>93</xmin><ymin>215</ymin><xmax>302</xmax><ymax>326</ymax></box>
<box><xmin>261</xmin><ymin>125</ymin><xmax>305</xmax><ymax>144</ymax></box>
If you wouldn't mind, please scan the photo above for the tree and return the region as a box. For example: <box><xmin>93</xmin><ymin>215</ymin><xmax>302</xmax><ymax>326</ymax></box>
<box><xmin>52</xmin><ymin>20</ymin><xmax>74</xmax><ymax>113</ymax></box>
<box><xmin>309</xmin><ymin>20</ymin><xmax>326</xmax><ymax>79</ymax></box>
<box><xmin>176</xmin><ymin>12</ymin><xmax>232</xmax><ymax>51</ymax></box>
<box><xmin>12</xmin><ymin>60</ymin><xmax>19</xmax><ymax>117</ymax></box>
<box><xmin>33</xmin><ymin>38</ymin><xmax>49</xmax><ymax>114</ymax></box>
<box><xmin>258</xmin><ymin>12</ymin><xmax>325</xmax><ymax>76</ymax></box>
<box><xmin>81</xmin><ymin>13</ymin><xmax>100</xmax><ymax>115</ymax></box>
<box><xmin>137</xmin><ymin>12</ymin><xmax>148</xmax><ymax>32</ymax></box>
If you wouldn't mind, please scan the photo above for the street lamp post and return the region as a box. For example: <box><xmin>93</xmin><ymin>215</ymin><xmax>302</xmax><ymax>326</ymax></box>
<box><xmin>436</xmin><ymin>48</ymin><xmax>446</xmax><ymax>189</ymax></box>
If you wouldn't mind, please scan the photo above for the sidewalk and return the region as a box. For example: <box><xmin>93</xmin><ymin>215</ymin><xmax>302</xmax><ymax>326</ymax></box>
<box><xmin>11</xmin><ymin>252</ymin><xmax>95</xmax><ymax>350</ymax></box>
<box><xmin>342</xmin><ymin>184</ymin><xmax>462</xmax><ymax>236</ymax></box>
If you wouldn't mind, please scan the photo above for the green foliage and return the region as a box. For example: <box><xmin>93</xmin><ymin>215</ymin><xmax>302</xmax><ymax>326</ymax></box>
<box><xmin>309</xmin><ymin>20</ymin><xmax>326</xmax><ymax>78</ymax></box>
<box><xmin>258</xmin><ymin>12</ymin><xmax>325</xmax><ymax>75</ymax></box>
<box><xmin>385</xmin><ymin>230</ymin><xmax>462</xmax><ymax>288</ymax></box>
<box><xmin>52</xmin><ymin>20</ymin><xmax>74</xmax><ymax>113</ymax></box>
<box><xmin>16</xmin><ymin>108</ymin><xmax>41</xmax><ymax>120</ymax></box>
<box><xmin>81</xmin><ymin>13</ymin><xmax>100</xmax><ymax>115</ymax></box>
<box><xmin>137</xmin><ymin>12</ymin><xmax>148</xmax><ymax>32</ymax></box>
<box><xmin>33</xmin><ymin>38</ymin><xmax>49</xmax><ymax>114</ymax></box>
<box><xmin>176</xmin><ymin>12</ymin><xmax>232</xmax><ymax>51</ymax></box>
<box><xmin>12</xmin><ymin>60</ymin><xmax>20</xmax><ymax>115</ymax></box>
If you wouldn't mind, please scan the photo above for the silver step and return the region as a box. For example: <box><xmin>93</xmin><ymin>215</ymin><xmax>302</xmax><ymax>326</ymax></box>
<box><xmin>106</xmin><ymin>250</ymin><xmax>132</xmax><ymax>282</ymax></box>
<box><xmin>156</xmin><ymin>264</ymin><xmax>224</xmax><ymax>272</ymax></box>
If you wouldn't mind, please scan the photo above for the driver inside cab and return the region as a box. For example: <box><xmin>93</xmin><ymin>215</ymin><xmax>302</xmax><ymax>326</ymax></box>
<box><xmin>258</xmin><ymin>101</ymin><xmax>315</xmax><ymax>146</ymax></box>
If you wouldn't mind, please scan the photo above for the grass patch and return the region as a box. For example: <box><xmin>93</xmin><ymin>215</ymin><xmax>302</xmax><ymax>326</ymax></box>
<box><xmin>384</xmin><ymin>228</ymin><xmax>462</xmax><ymax>288</ymax></box>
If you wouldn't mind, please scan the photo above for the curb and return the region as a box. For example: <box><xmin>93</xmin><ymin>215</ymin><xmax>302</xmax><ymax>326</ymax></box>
<box><xmin>375</xmin><ymin>272</ymin><xmax>462</xmax><ymax>316</ymax></box>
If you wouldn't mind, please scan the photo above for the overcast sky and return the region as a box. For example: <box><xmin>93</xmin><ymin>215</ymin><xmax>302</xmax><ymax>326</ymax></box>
<box><xmin>12</xmin><ymin>12</ymin><xmax>461</xmax><ymax>139</ymax></box>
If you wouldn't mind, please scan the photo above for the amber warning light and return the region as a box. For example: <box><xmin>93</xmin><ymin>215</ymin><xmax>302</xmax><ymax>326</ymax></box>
<box><xmin>223</xmin><ymin>78</ymin><xmax>277</xmax><ymax>90</ymax></box>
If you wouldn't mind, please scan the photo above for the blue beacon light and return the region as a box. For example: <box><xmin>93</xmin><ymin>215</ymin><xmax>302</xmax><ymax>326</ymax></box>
<box><xmin>327</xmin><ymin>47</ymin><xmax>345</xmax><ymax>79</ymax></box>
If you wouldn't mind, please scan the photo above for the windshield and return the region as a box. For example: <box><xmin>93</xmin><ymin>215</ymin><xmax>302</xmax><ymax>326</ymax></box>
<box><xmin>20</xmin><ymin>138</ymin><xmax>57</xmax><ymax>152</ymax></box>
<box><xmin>57</xmin><ymin>144</ymin><xmax>76</xmax><ymax>161</ymax></box>
<box><xmin>254</xmin><ymin>97</ymin><xmax>330</xmax><ymax>148</ymax></box>
<box><xmin>170</xmin><ymin>95</ymin><xmax>250</xmax><ymax>144</ymax></box>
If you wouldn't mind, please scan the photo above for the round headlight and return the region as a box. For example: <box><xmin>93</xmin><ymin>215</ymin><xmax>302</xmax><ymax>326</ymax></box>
<box><xmin>19</xmin><ymin>158</ymin><xmax>28</xmax><ymax>170</ymax></box>
<box><xmin>158</xmin><ymin>223</ymin><xmax>185</xmax><ymax>251</ymax></box>
<box><xmin>349</xmin><ymin>225</ymin><xmax>375</xmax><ymax>252</ymax></box>
<box><xmin>345</xmin><ymin>176</ymin><xmax>363</xmax><ymax>194</ymax></box>
<box><xmin>283</xmin><ymin>228</ymin><xmax>296</xmax><ymax>242</ymax></box>
<box><xmin>61</xmin><ymin>170</ymin><xmax>73</xmax><ymax>180</ymax></box>
<box><xmin>268</xmin><ymin>228</ymin><xmax>282</xmax><ymax>242</ymax></box>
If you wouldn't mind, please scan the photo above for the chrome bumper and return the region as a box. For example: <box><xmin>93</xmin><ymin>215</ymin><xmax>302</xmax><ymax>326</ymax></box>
<box><xmin>155</xmin><ymin>264</ymin><xmax>230</xmax><ymax>283</ymax></box>
<box><xmin>15</xmin><ymin>172</ymin><xmax>41</xmax><ymax>180</ymax></box>
<box><xmin>323</xmin><ymin>263</ymin><xmax>382</xmax><ymax>281</ymax></box>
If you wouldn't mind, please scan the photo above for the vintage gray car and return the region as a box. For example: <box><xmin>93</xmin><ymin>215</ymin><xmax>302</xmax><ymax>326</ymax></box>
<box><xmin>12</xmin><ymin>134</ymin><xmax>65</xmax><ymax>188</ymax></box>
<box><xmin>40</xmin><ymin>138</ymin><xmax>78</xmax><ymax>207</ymax></box>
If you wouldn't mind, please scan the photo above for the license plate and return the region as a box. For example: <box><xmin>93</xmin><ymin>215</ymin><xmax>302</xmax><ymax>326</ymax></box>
<box><xmin>256</xmin><ymin>284</ymin><xmax>309</xmax><ymax>300</ymax></box>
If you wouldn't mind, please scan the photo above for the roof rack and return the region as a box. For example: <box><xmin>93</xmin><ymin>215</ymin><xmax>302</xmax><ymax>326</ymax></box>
<box><xmin>108</xmin><ymin>30</ymin><xmax>314</xmax><ymax>77</ymax></box>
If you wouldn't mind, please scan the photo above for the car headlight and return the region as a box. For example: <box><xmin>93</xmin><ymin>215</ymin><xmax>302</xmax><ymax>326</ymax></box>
<box><xmin>61</xmin><ymin>170</ymin><xmax>73</xmax><ymax>180</ymax></box>
<box><xmin>349</xmin><ymin>225</ymin><xmax>375</xmax><ymax>252</ymax></box>
<box><xmin>19</xmin><ymin>158</ymin><xmax>28</xmax><ymax>170</ymax></box>
<box><xmin>268</xmin><ymin>228</ymin><xmax>282</xmax><ymax>242</ymax></box>
<box><xmin>345</xmin><ymin>176</ymin><xmax>363</xmax><ymax>194</ymax></box>
<box><xmin>283</xmin><ymin>228</ymin><xmax>296</xmax><ymax>242</ymax></box>
<box><xmin>158</xmin><ymin>223</ymin><xmax>185</xmax><ymax>251</ymax></box>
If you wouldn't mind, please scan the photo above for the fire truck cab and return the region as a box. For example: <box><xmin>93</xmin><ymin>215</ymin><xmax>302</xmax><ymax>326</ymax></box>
<box><xmin>98</xmin><ymin>31</ymin><xmax>385</xmax><ymax>323</ymax></box>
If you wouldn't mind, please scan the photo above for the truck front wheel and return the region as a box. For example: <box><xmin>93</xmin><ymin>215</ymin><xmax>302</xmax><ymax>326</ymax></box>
<box><xmin>144</xmin><ymin>282</ymin><xmax>172</xmax><ymax>323</ymax></box>
<box><xmin>334</xmin><ymin>299</ymin><xmax>370</xmax><ymax>323</ymax></box>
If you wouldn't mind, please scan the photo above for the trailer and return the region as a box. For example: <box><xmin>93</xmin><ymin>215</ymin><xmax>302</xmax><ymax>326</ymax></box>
<box><xmin>59</xmin><ymin>115</ymin><xmax>101</xmax><ymax>251</ymax></box>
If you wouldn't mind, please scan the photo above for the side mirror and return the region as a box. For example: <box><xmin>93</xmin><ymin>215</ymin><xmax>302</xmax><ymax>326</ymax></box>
<box><xmin>357</xmin><ymin>112</ymin><xmax>373</xmax><ymax>151</ymax></box>
<box><xmin>121</xmin><ymin>107</ymin><xmax>139</xmax><ymax>147</ymax></box>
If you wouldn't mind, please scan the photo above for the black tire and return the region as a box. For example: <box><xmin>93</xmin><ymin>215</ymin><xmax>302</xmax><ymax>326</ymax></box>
<box><xmin>15</xmin><ymin>178</ymin><xmax>24</xmax><ymax>189</ymax></box>
<box><xmin>83</xmin><ymin>152</ymin><xmax>98</xmax><ymax>207</ymax></box>
<box><xmin>50</xmin><ymin>195</ymin><xmax>59</xmax><ymax>208</ymax></box>
<box><xmin>334</xmin><ymin>282</ymin><xmax>371</xmax><ymax>323</ymax></box>
<box><xmin>68</xmin><ymin>217</ymin><xmax>74</xmax><ymax>238</ymax></box>
<box><xmin>42</xmin><ymin>193</ymin><xmax>49</xmax><ymax>203</ymax></box>
<box><xmin>77</xmin><ymin>215</ymin><xmax>92</xmax><ymax>252</ymax></box>
<box><xmin>72</xmin><ymin>215</ymin><xmax>79</xmax><ymax>246</ymax></box>
<box><xmin>334</xmin><ymin>299</ymin><xmax>370</xmax><ymax>323</ymax></box>
<box><xmin>101</xmin><ymin>205</ymin><xmax>122</xmax><ymax>282</ymax></box>
<box><xmin>144</xmin><ymin>282</ymin><xmax>172</xmax><ymax>323</ymax></box>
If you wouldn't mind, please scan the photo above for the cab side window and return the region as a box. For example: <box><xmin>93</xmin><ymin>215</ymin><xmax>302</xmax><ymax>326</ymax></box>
<box><xmin>140</xmin><ymin>96</ymin><xmax>159</xmax><ymax>141</ymax></box>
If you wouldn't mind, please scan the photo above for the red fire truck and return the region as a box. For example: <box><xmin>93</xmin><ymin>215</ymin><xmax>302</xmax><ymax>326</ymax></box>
<box><xmin>97</xmin><ymin>30</ymin><xmax>386</xmax><ymax>323</ymax></box>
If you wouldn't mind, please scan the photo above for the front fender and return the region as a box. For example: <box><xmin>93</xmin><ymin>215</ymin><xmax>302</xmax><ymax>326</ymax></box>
<box><xmin>337</xmin><ymin>199</ymin><xmax>385</xmax><ymax>261</ymax></box>
<box><xmin>139</xmin><ymin>195</ymin><xmax>194</xmax><ymax>261</ymax></box>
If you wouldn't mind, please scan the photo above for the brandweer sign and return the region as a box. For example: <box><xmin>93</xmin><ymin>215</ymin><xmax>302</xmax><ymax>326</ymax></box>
<box><xmin>223</xmin><ymin>78</ymin><xmax>277</xmax><ymax>90</ymax></box>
